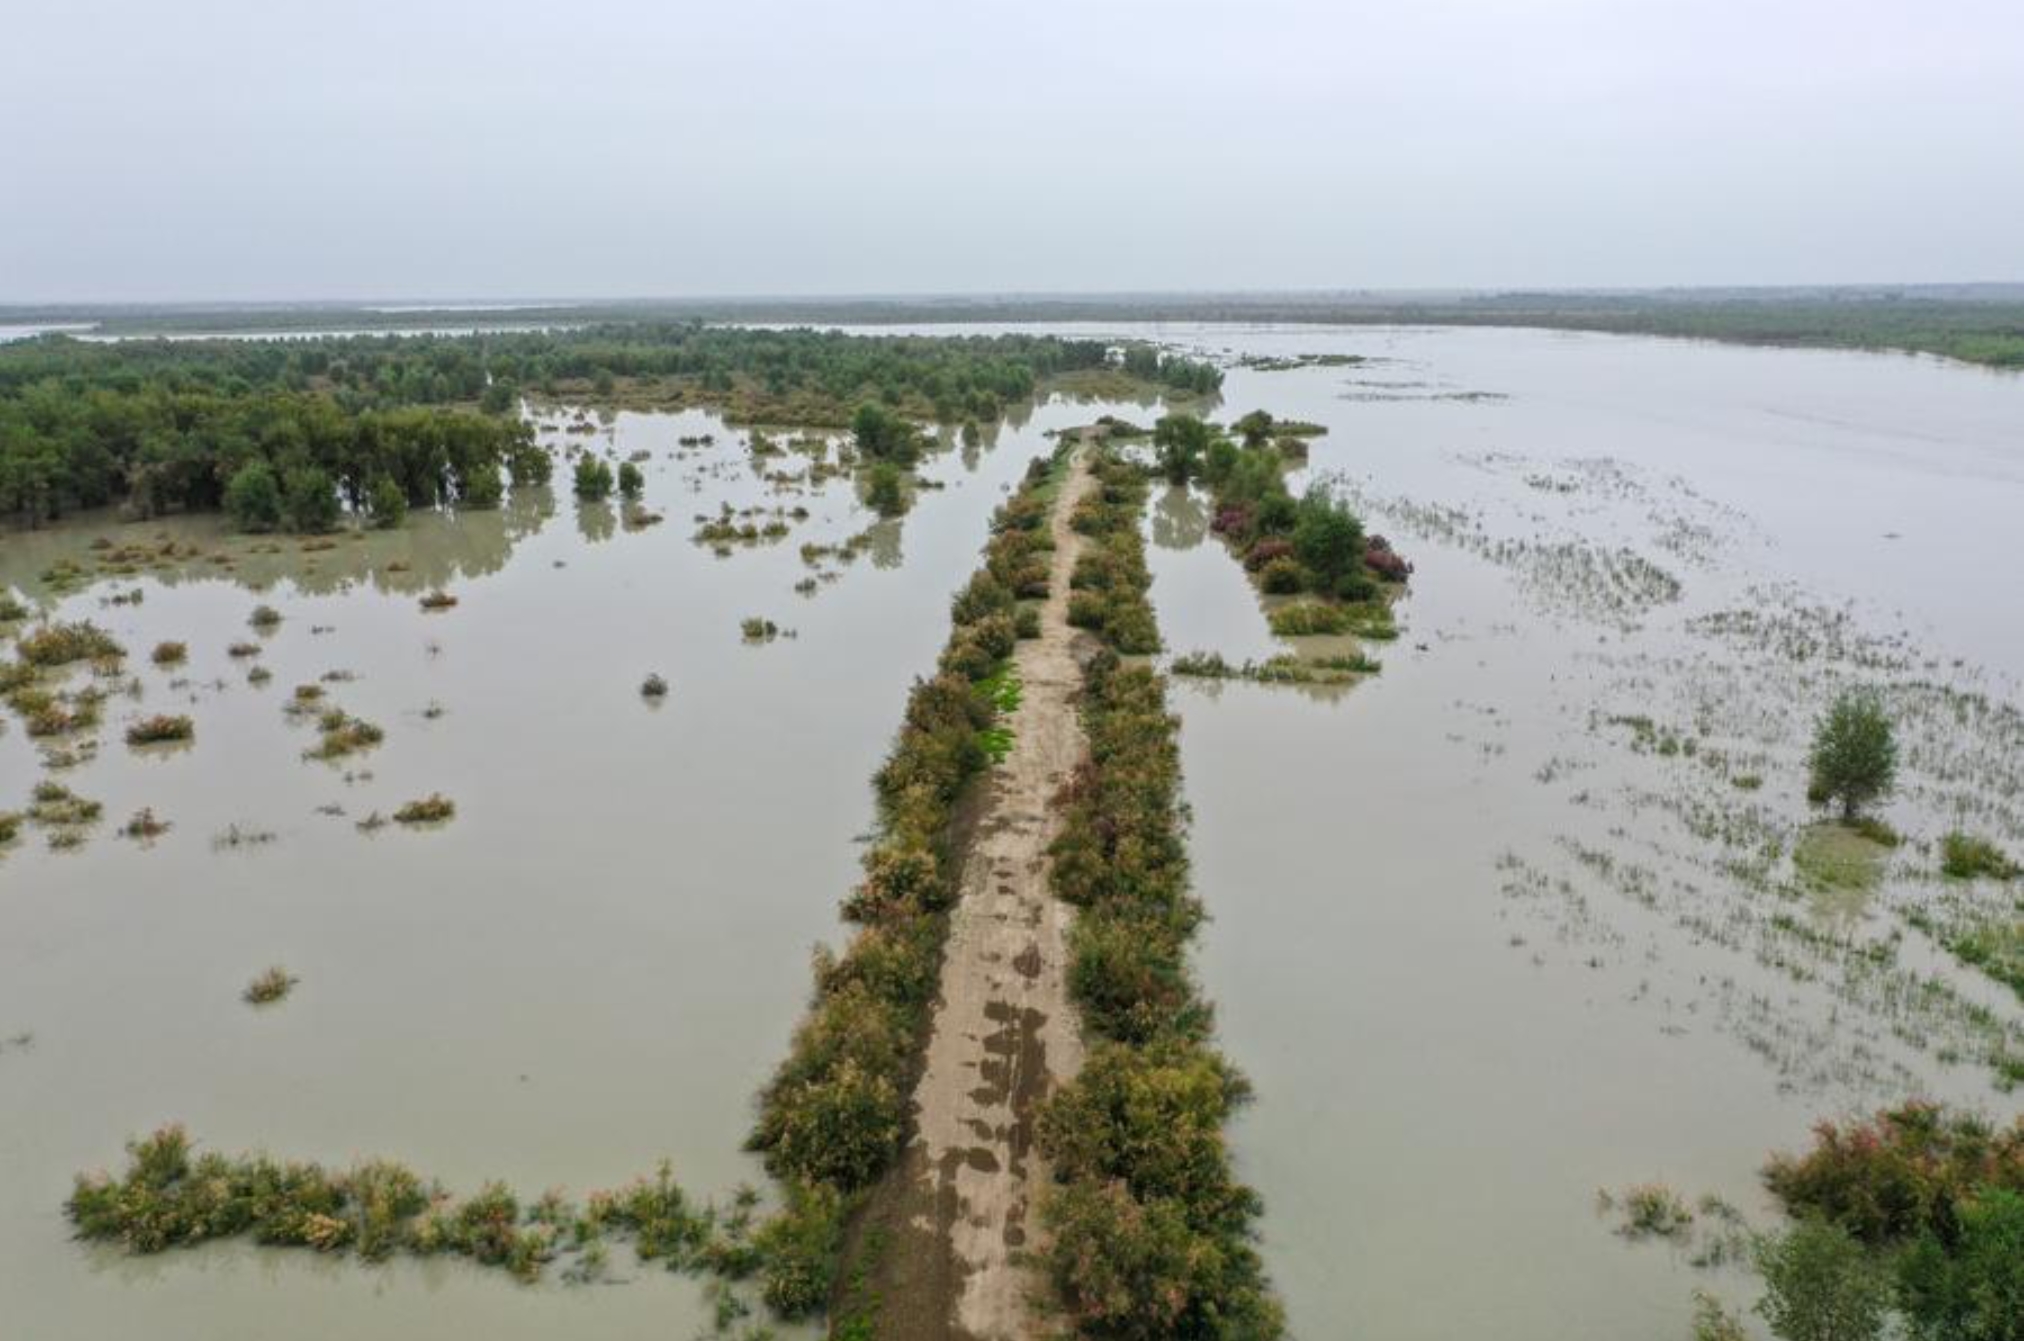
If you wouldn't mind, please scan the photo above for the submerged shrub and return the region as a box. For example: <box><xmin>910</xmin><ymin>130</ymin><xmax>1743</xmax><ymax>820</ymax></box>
<box><xmin>243</xmin><ymin>966</ymin><xmax>298</xmax><ymax>1005</ymax></box>
<box><xmin>573</xmin><ymin>457</ymin><xmax>615</xmax><ymax>500</ymax></box>
<box><xmin>1940</xmin><ymin>831</ymin><xmax>2019</xmax><ymax>881</ymax></box>
<box><xmin>151</xmin><ymin>641</ymin><xmax>187</xmax><ymax>666</ymax></box>
<box><xmin>1266</xmin><ymin>601</ymin><xmax>1352</xmax><ymax>637</ymax></box>
<box><xmin>18</xmin><ymin>621</ymin><xmax>124</xmax><ymax>667</ymax></box>
<box><xmin>125</xmin><ymin>714</ymin><xmax>194</xmax><ymax>746</ymax></box>
<box><xmin>392</xmin><ymin>794</ymin><xmax>455</xmax><ymax>825</ymax></box>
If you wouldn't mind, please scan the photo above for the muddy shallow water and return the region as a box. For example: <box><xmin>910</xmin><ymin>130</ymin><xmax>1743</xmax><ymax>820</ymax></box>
<box><xmin>3</xmin><ymin>325</ymin><xmax>2022</xmax><ymax>1340</ymax></box>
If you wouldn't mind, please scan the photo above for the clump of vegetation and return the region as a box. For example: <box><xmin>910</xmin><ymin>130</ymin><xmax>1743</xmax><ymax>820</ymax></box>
<box><xmin>418</xmin><ymin>589</ymin><xmax>458</xmax><ymax>611</ymax></box>
<box><xmin>1807</xmin><ymin>690</ymin><xmax>1897</xmax><ymax>820</ymax></box>
<box><xmin>305</xmin><ymin>711</ymin><xmax>384</xmax><ymax>761</ymax></box>
<box><xmin>640</xmin><ymin>672</ymin><xmax>669</xmax><ymax>698</ymax></box>
<box><xmin>242</xmin><ymin>966</ymin><xmax>298</xmax><ymax>1005</ymax></box>
<box><xmin>248</xmin><ymin>604</ymin><xmax>283</xmax><ymax>630</ymax></box>
<box><xmin>1038</xmin><ymin>646</ymin><xmax>1284</xmax><ymax>1337</ymax></box>
<box><xmin>1940</xmin><ymin>831</ymin><xmax>2019</xmax><ymax>881</ymax></box>
<box><xmin>227</xmin><ymin>641</ymin><xmax>261</xmax><ymax>659</ymax></box>
<box><xmin>392</xmin><ymin>794</ymin><xmax>455</xmax><ymax>825</ymax></box>
<box><xmin>864</xmin><ymin>460</ymin><xmax>906</xmax><ymax>517</ymax></box>
<box><xmin>1603</xmin><ymin>1182</ymin><xmax>1696</xmax><ymax>1240</ymax></box>
<box><xmin>0</xmin><ymin>592</ymin><xmax>28</xmax><ymax>622</ymax></box>
<box><xmin>29</xmin><ymin>780</ymin><xmax>102</xmax><ymax>828</ymax></box>
<box><xmin>150</xmin><ymin>641</ymin><xmax>188</xmax><ymax>666</ymax></box>
<box><xmin>125</xmin><ymin>714</ymin><xmax>194</xmax><ymax>746</ymax></box>
<box><xmin>740</xmin><ymin>617</ymin><xmax>780</xmax><ymax>643</ymax></box>
<box><xmin>1747</xmin><ymin>1101</ymin><xmax>2024</xmax><ymax>1341</ymax></box>
<box><xmin>17</xmin><ymin>621</ymin><xmax>124</xmax><ymax>667</ymax></box>
<box><xmin>1170</xmin><ymin>650</ymin><xmax>1378</xmax><ymax>684</ymax></box>
<box><xmin>1265</xmin><ymin>601</ymin><xmax>1354</xmax><ymax>637</ymax></box>
<box><xmin>121</xmin><ymin>808</ymin><xmax>170</xmax><ymax>840</ymax></box>
<box><xmin>616</xmin><ymin>460</ymin><xmax>645</xmax><ymax>498</ymax></box>
<box><xmin>572</xmin><ymin>457</ymin><xmax>615</xmax><ymax>500</ymax></box>
<box><xmin>1064</xmin><ymin>450</ymin><xmax>1159</xmax><ymax>654</ymax></box>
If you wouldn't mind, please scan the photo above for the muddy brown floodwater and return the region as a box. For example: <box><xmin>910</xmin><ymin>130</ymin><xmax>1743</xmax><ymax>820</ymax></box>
<box><xmin>3</xmin><ymin>323</ymin><xmax>2022</xmax><ymax>1341</ymax></box>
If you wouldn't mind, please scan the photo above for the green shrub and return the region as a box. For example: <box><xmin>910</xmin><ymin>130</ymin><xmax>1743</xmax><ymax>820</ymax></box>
<box><xmin>572</xmin><ymin>457</ymin><xmax>614</xmax><ymax>500</ymax></box>
<box><xmin>865</xmin><ymin>461</ymin><xmax>906</xmax><ymax>516</ymax></box>
<box><xmin>1896</xmin><ymin>1188</ymin><xmax>2024</xmax><ymax>1341</ymax></box>
<box><xmin>1763</xmin><ymin>1100</ymin><xmax>2024</xmax><ymax>1247</ymax></box>
<box><xmin>224</xmin><ymin>461</ymin><xmax>284</xmax><ymax>532</ymax></box>
<box><xmin>1266</xmin><ymin>602</ymin><xmax>1352</xmax><ymax>636</ymax></box>
<box><xmin>1753</xmin><ymin>1219</ymin><xmax>1891</xmax><ymax>1341</ymax></box>
<box><xmin>460</xmin><ymin>462</ymin><xmax>503</xmax><ymax>508</ymax></box>
<box><xmin>617</xmin><ymin>461</ymin><xmax>645</xmax><ymax>498</ymax></box>
<box><xmin>367</xmin><ymin>476</ymin><xmax>408</xmax><ymax>529</ymax></box>
<box><xmin>18</xmin><ymin>620</ymin><xmax>123</xmax><ymax>666</ymax></box>
<box><xmin>126</xmin><ymin>714</ymin><xmax>194</xmax><ymax>746</ymax></box>
<box><xmin>1256</xmin><ymin>557</ymin><xmax>1307</xmax><ymax>594</ymax></box>
<box><xmin>1941</xmin><ymin>831</ymin><xmax>2020</xmax><ymax>881</ymax></box>
<box><xmin>753</xmin><ymin>1180</ymin><xmax>846</xmax><ymax>1318</ymax></box>
<box><xmin>282</xmin><ymin>466</ymin><xmax>341</xmax><ymax>533</ymax></box>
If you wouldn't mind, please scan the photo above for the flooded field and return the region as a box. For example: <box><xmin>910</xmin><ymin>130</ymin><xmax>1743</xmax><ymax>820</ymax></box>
<box><xmin>3</xmin><ymin>324</ymin><xmax>2021</xmax><ymax>1340</ymax></box>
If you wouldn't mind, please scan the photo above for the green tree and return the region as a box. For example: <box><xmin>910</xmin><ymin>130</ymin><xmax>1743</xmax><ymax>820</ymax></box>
<box><xmin>1291</xmin><ymin>486</ymin><xmax>1366</xmax><ymax>591</ymax></box>
<box><xmin>865</xmin><ymin>461</ymin><xmax>905</xmax><ymax>517</ymax></box>
<box><xmin>366</xmin><ymin>476</ymin><xmax>407</xmax><ymax>529</ymax></box>
<box><xmin>222</xmin><ymin>461</ymin><xmax>283</xmax><ymax>533</ymax></box>
<box><xmin>617</xmin><ymin>461</ymin><xmax>644</xmax><ymax>498</ymax></box>
<box><xmin>1754</xmin><ymin>1220</ymin><xmax>1892</xmax><ymax>1341</ymax></box>
<box><xmin>1897</xmin><ymin>1189</ymin><xmax>2024</xmax><ymax>1341</ymax></box>
<box><xmin>1807</xmin><ymin>691</ymin><xmax>1897</xmax><ymax>820</ymax></box>
<box><xmin>282</xmin><ymin>466</ymin><xmax>340</xmax><ymax>533</ymax></box>
<box><xmin>1152</xmin><ymin>414</ymin><xmax>1211</xmax><ymax>484</ymax></box>
<box><xmin>851</xmin><ymin>402</ymin><xmax>918</xmax><ymax>465</ymax></box>
<box><xmin>459</xmin><ymin>463</ymin><xmax>503</xmax><ymax>509</ymax></box>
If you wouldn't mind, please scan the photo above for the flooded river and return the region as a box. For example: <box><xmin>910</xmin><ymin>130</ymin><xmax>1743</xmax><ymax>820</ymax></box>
<box><xmin>2</xmin><ymin>325</ymin><xmax>2020</xmax><ymax>1340</ymax></box>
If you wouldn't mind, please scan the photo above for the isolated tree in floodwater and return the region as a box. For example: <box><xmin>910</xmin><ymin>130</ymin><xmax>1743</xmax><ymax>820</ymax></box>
<box><xmin>1807</xmin><ymin>690</ymin><xmax>1897</xmax><ymax>820</ymax></box>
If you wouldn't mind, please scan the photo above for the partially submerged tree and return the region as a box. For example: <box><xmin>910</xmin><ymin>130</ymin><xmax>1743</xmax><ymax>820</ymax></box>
<box><xmin>1807</xmin><ymin>690</ymin><xmax>1897</xmax><ymax>821</ymax></box>
<box><xmin>1754</xmin><ymin>1219</ymin><xmax>1891</xmax><ymax>1341</ymax></box>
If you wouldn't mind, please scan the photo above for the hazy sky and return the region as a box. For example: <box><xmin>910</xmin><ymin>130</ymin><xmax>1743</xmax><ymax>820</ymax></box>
<box><xmin>4</xmin><ymin>0</ymin><xmax>2020</xmax><ymax>302</ymax></box>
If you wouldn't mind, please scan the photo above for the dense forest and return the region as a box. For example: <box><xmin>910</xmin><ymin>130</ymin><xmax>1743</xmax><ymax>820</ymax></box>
<box><xmin>0</xmin><ymin>326</ymin><xmax>1221</xmax><ymax>528</ymax></box>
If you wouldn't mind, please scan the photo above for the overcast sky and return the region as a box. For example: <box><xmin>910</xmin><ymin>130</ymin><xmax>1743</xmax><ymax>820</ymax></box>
<box><xmin>3</xmin><ymin>0</ymin><xmax>2020</xmax><ymax>302</ymax></box>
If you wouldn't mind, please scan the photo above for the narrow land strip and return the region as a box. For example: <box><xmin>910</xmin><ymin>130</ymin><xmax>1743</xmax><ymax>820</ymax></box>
<box><xmin>851</xmin><ymin>447</ymin><xmax>1096</xmax><ymax>1340</ymax></box>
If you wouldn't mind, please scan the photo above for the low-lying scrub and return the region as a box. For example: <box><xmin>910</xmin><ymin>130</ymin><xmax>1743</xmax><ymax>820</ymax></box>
<box><xmin>1171</xmin><ymin>650</ymin><xmax>1379</xmax><ymax>684</ymax></box>
<box><xmin>1039</xmin><ymin>636</ymin><xmax>1282</xmax><ymax>1335</ymax></box>
<box><xmin>67</xmin><ymin>1125</ymin><xmax>825</xmax><ymax>1303</ymax></box>
<box><xmin>125</xmin><ymin>714</ymin><xmax>194</xmax><ymax>746</ymax></box>
<box><xmin>18</xmin><ymin>621</ymin><xmax>124</xmax><ymax>667</ymax></box>
<box><xmin>1940</xmin><ymin>830</ymin><xmax>2020</xmax><ymax>881</ymax></box>
<box><xmin>418</xmin><ymin>590</ymin><xmax>459</xmax><ymax>611</ymax></box>
<box><xmin>393</xmin><ymin>794</ymin><xmax>456</xmax><ymax>825</ymax></box>
<box><xmin>1066</xmin><ymin>450</ymin><xmax>1159</xmax><ymax>654</ymax></box>
<box><xmin>304</xmin><ymin>711</ymin><xmax>384</xmax><ymax>761</ymax></box>
<box><xmin>242</xmin><ymin>966</ymin><xmax>298</xmax><ymax>1005</ymax></box>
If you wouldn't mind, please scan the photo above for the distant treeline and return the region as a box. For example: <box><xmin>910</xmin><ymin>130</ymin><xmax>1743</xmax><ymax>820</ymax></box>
<box><xmin>0</xmin><ymin>326</ymin><xmax>1221</xmax><ymax>527</ymax></box>
<box><xmin>20</xmin><ymin>289</ymin><xmax>2024</xmax><ymax>369</ymax></box>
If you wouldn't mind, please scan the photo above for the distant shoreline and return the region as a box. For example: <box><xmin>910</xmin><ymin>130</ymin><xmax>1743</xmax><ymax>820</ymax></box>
<box><xmin>3</xmin><ymin>287</ymin><xmax>2022</xmax><ymax>369</ymax></box>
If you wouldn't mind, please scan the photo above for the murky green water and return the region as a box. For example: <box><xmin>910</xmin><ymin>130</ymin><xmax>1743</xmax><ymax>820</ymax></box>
<box><xmin>4</xmin><ymin>326</ymin><xmax>2021</xmax><ymax>1340</ymax></box>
